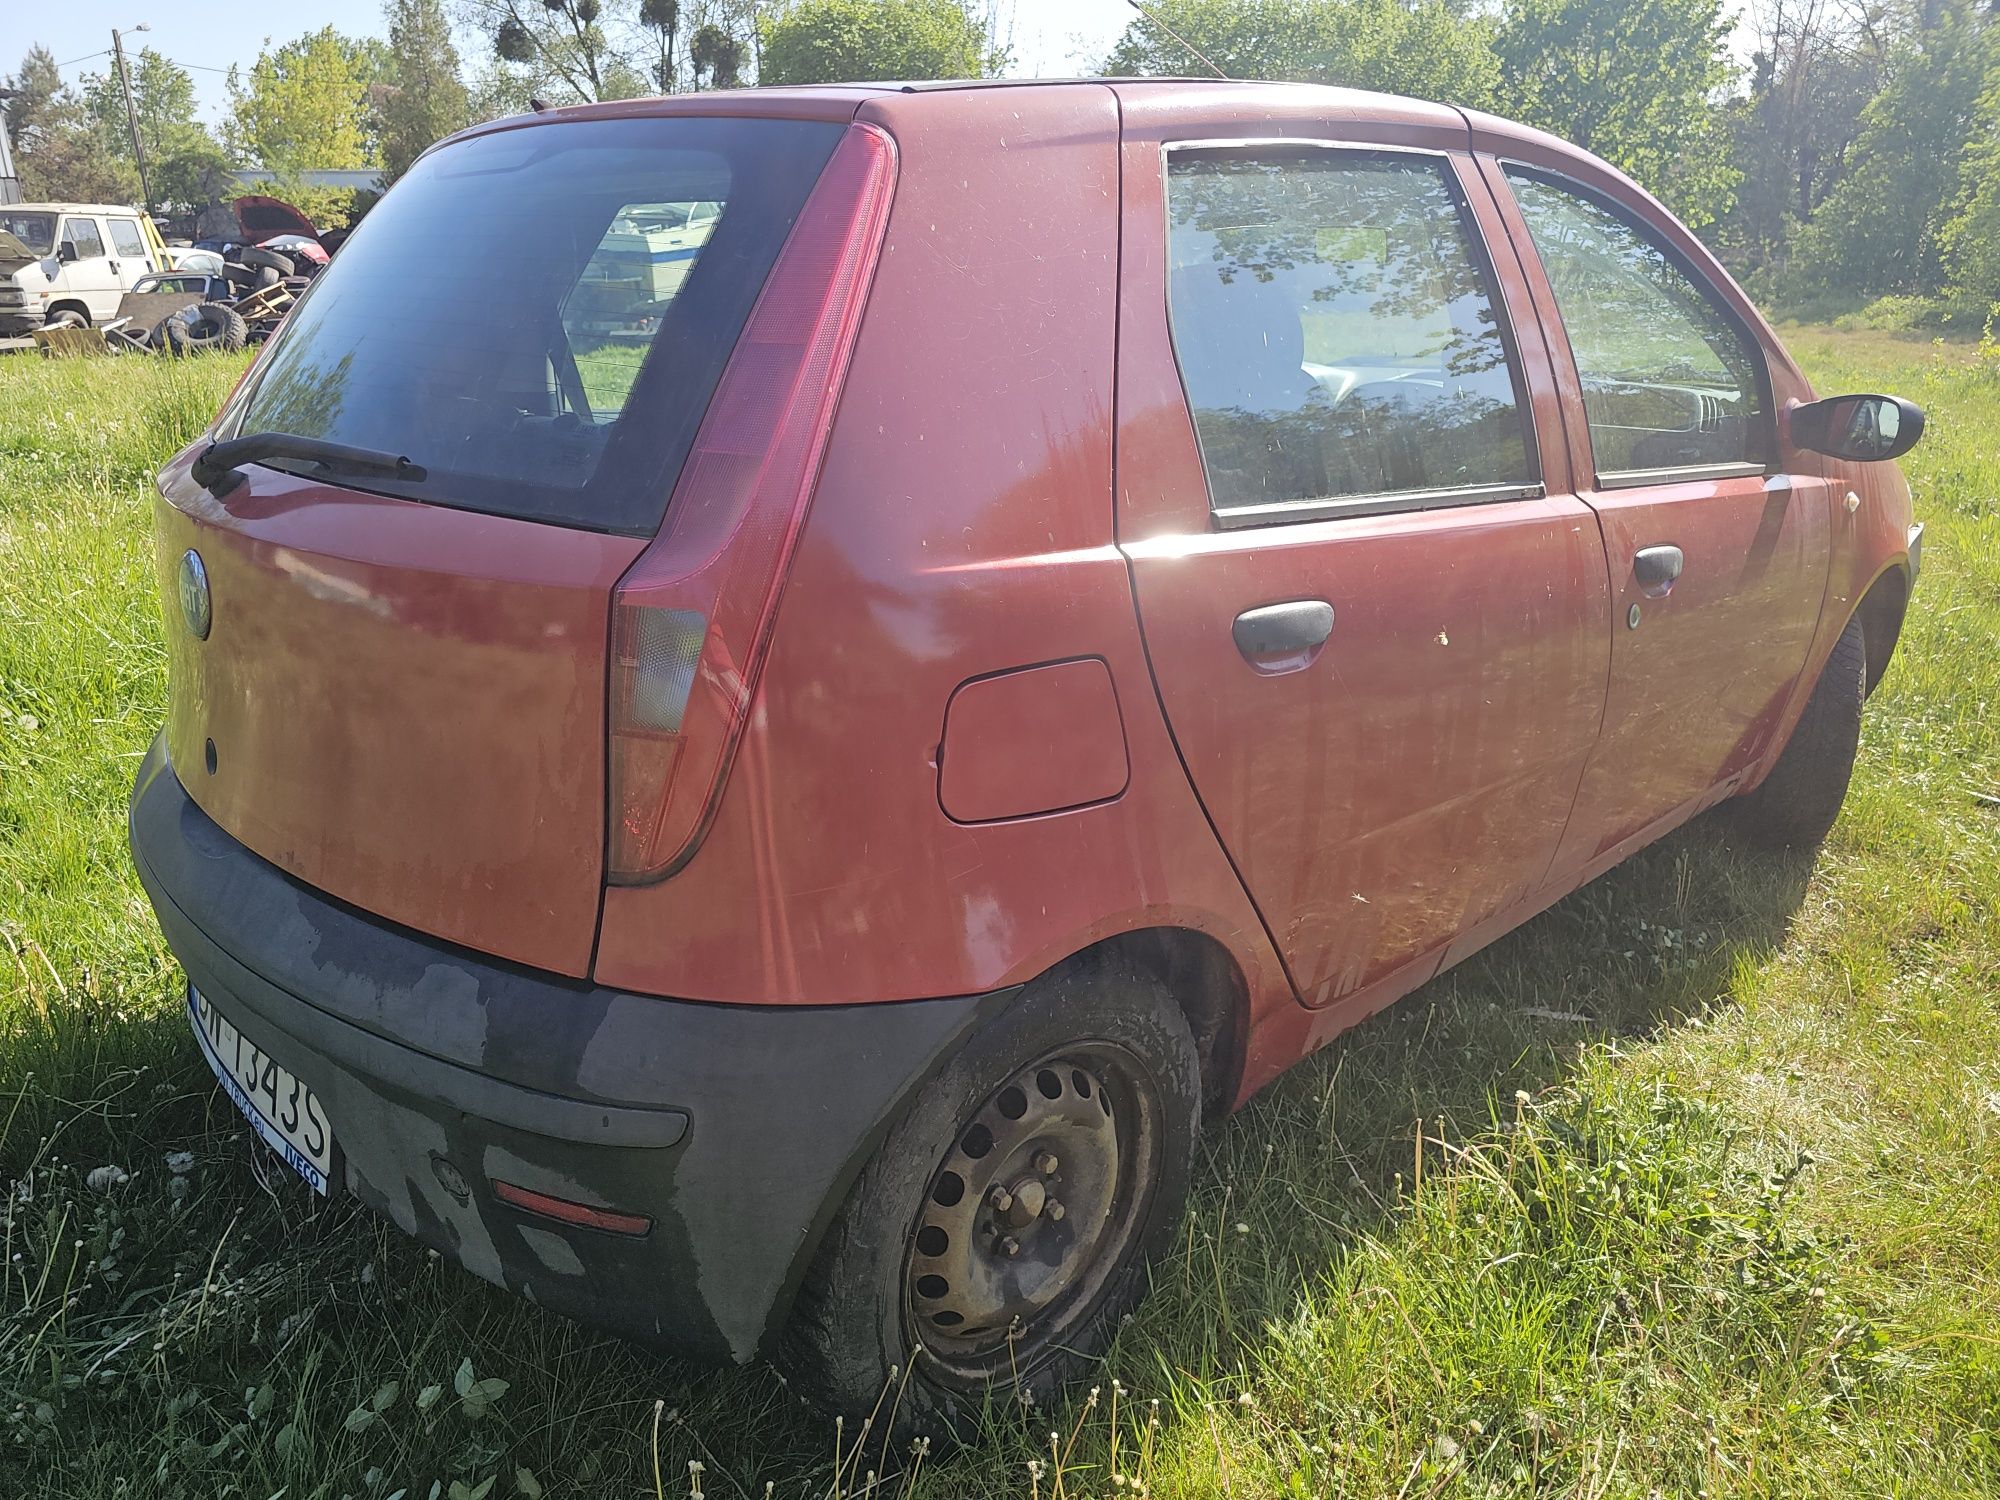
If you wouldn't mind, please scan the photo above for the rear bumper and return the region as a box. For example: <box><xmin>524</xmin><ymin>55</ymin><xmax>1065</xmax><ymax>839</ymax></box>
<box><xmin>128</xmin><ymin>736</ymin><xmax>1005</xmax><ymax>1362</ymax></box>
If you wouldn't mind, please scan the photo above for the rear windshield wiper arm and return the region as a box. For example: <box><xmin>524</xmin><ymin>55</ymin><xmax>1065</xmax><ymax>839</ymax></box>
<box><xmin>192</xmin><ymin>431</ymin><xmax>428</xmax><ymax>496</ymax></box>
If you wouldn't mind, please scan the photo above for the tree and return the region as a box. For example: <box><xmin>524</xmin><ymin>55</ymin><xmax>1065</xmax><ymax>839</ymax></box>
<box><xmin>6</xmin><ymin>45</ymin><xmax>140</xmax><ymax>204</ymax></box>
<box><xmin>690</xmin><ymin>22</ymin><xmax>748</xmax><ymax>85</ymax></box>
<box><xmin>1793</xmin><ymin>1</ymin><xmax>1999</xmax><ymax>300</ymax></box>
<box><xmin>1715</xmin><ymin>0</ymin><xmax>1900</xmax><ymax>274</ymax></box>
<box><xmin>230</xmin><ymin>29</ymin><xmax>380</xmax><ymax>173</ymax></box>
<box><xmin>760</xmin><ymin>0</ymin><xmax>997</xmax><ymax>85</ymax></box>
<box><xmin>1495</xmin><ymin>0</ymin><xmax>1741</xmax><ymax>227</ymax></box>
<box><xmin>78</xmin><ymin>47</ymin><xmax>228</xmax><ymax>214</ymax></box>
<box><xmin>1940</xmin><ymin>65</ymin><xmax>2000</xmax><ymax>310</ymax></box>
<box><xmin>641</xmin><ymin>0</ymin><xmax>681</xmax><ymax>90</ymax></box>
<box><xmin>460</xmin><ymin>0</ymin><xmax>627</xmax><ymax>101</ymax></box>
<box><xmin>377</xmin><ymin>0</ymin><xmax>475</xmax><ymax>180</ymax></box>
<box><xmin>1104</xmin><ymin>0</ymin><xmax>1499</xmax><ymax>108</ymax></box>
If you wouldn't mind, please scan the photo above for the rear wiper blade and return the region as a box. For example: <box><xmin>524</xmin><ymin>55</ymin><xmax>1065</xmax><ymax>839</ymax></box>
<box><xmin>191</xmin><ymin>431</ymin><xmax>427</xmax><ymax>496</ymax></box>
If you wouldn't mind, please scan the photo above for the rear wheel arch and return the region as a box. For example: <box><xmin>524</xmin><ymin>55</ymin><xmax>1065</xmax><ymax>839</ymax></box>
<box><xmin>1072</xmin><ymin>927</ymin><xmax>1248</xmax><ymax>1120</ymax></box>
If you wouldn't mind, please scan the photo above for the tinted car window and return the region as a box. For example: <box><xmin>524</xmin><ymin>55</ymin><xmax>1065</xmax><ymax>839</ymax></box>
<box><xmin>228</xmin><ymin>117</ymin><xmax>843</xmax><ymax>533</ymax></box>
<box><xmin>108</xmin><ymin>218</ymin><xmax>147</xmax><ymax>258</ymax></box>
<box><xmin>63</xmin><ymin>218</ymin><xmax>106</xmax><ymax>260</ymax></box>
<box><xmin>1504</xmin><ymin>168</ymin><xmax>1769</xmax><ymax>477</ymax></box>
<box><xmin>1166</xmin><ymin>150</ymin><xmax>1533</xmax><ymax>521</ymax></box>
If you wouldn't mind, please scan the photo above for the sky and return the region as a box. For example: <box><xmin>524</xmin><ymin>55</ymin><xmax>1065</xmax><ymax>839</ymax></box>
<box><xmin>4</xmin><ymin>0</ymin><xmax>1144</xmax><ymax>127</ymax></box>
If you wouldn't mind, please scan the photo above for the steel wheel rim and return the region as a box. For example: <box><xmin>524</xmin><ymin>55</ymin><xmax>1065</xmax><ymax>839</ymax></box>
<box><xmin>903</xmin><ymin>1041</ymin><xmax>1162</xmax><ymax>1387</ymax></box>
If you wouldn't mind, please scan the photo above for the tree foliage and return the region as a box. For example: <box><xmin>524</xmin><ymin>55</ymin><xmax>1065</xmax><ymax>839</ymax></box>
<box><xmin>760</xmin><ymin>0</ymin><xmax>998</xmax><ymax>85</ymax></box>
<box><xmin>229</xmin><ymin>29</ymin><xmax>380</xmax><ymax>174</ymax></box>
<box><xmin>1105</xmin><ymin>0</ymin><xmax>1500</xmax><ymax>107</ymax></box>
<box><xmin>1792</xmin><ymin>1</ymin><xmax>1999</xmax><ymax>301</ymax></box>
<box><xmin>1494</xmin><ymin>0</ymin><xmax>1740</xmax><ymax>227</ymax></box>
<box><xmin>377</xmin><ymin>0</ymin><xmax>475</xmax><ymax>180</ymax></box>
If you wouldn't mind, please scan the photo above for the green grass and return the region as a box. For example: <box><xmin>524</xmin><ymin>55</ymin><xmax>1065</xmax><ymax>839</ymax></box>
<box><xmin>2</xmin><ymin>331</ymin><xmax>1997</xmax><ymax>1497</ymax></box>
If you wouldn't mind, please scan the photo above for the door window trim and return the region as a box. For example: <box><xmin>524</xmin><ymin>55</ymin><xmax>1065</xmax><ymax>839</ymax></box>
<box><xmin>1160</xmin><ymin>140</ymin><xmax>1546</xmax><ymax>531</ymax></box>
<box><xmin>1496</xmin><ymin>160</ymin><xmax>1777</xmax><ymax>490</ymax></box>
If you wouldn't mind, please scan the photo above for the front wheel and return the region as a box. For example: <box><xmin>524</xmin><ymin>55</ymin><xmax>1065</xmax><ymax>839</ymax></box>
<box><xmin>1725</xmin><ymin>613</ymin><xmax>1865</xmax><ymax>850</ymax></box>
<box><xmin>780</xmin><ymin>962</ymin><xmax>1200</xmax><ymax>1445</ymax></box>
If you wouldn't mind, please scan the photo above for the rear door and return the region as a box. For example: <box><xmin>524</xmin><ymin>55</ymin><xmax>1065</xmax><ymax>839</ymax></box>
<box><xmin>155</xmin><ymin>113</ymin><xmax>845</xmax><ymax>976</ymax></box>
<box><xmin>1484</xmin><ymin>160</ymin><xmax>1831</xmax><ymax>862</ymax></box>
<box><xmin>1116</xmin><ymin>128</ymin><xmax>1611</xmax><ymax>1009</ymax></box>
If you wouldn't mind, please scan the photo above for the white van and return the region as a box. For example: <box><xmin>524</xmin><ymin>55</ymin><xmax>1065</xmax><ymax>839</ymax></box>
<box><xmin>0</xmin><ymin>204</ymin><xmax>162</xmax><ymax>336</ymax></box>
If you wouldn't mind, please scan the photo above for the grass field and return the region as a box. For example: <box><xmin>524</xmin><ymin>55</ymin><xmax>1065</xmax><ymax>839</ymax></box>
<box><xmin>2</xmin><ymin>329</ymin><xmax>1996</xmax><ymax>1497</ymax></box>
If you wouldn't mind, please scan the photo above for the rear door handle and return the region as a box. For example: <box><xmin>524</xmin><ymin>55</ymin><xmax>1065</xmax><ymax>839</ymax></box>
<box><xmin>1233</xmin><ymin>600</ymin><xmax>1334</xmax><ymax>671</ymax></box>
<box><xmin>1634</xmin><ymin>545</ymin><xmax>1683</xmax><ymax>594</ymax></box>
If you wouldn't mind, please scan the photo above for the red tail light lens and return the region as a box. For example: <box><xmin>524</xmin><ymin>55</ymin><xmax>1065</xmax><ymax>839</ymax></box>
<box><xmin>608</xmin><ymin>122</ymin><xmax>897</xmax><ymax>883</ymax></box>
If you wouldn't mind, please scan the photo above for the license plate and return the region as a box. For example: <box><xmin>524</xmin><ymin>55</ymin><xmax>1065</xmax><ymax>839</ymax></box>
<box><xmin>187</xmin><ymin>987</ymin><xmax>335</xmax><ymax>1194</ymax></box>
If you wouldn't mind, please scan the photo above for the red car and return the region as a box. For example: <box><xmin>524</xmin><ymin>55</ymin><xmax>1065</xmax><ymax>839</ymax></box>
<box><xmin>131</xmin><ymin>80</ymin><xmax>1923</xmax><ymax>1436</ymax></box>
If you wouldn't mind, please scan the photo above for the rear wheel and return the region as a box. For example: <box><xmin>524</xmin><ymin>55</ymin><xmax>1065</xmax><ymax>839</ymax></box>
<box><xmin>45</xmin><ymin>308</ymin><xmax>87</xmax><ymax>330</ymax></box>
<box><xmin>1725</xmin><ymin>613</ymin><xmax>1865</xmax><ymax>850</ymax></box>
<box><xmin>780</xmin><ymin>962</ymin><xmax>1200</xmax><ymax>1446</ymax></box>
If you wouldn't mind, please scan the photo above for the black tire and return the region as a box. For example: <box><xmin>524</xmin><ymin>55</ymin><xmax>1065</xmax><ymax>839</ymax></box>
<box><xmin>183</xmin><ymin>302</ymin><xmax>249</xmax><ymax>353</ymax></box>
<box><xmin>238</xmin><ymin>245</ymin><xmax>295</xmax><ymax>277</ymax></box>
<box><xmin>780</xmin><ymin>960</ymin><xmax>1201</xmax><ymax>1447</ymax></box>
<box><xmin>221</xmin><ymin>261</ymin><xmax>258</xmax><ymax>288</ymax></box>
<box><xmin>253</xmin><ymin>266</ymin><xmax>282</xmax><ymax>290</ymax></box>
<box><xmin>1725</xmin><ymin>613</ymin><xmax>1865</xmax><ymax>850</ymax></box>
<box><xmin>46</xmin><ymin>308</ymin><xmax>87</xmax><ymax>330</ymax></box>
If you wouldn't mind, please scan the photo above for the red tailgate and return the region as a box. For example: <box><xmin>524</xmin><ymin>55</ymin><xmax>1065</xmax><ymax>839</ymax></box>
<box><xmin>155</xmin><ymin>455</ymin><xmax>644</xmax><ymax>977</ymax></box>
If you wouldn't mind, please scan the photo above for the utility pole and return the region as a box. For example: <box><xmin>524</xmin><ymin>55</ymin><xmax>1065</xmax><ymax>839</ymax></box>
<box><xmin>111</xmin><ymin>24</ymin><xmax>155</xmax><ymax>212</ymax></box>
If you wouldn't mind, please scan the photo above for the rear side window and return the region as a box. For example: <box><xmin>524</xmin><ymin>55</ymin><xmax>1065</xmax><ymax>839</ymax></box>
<box><xmin>229</xmin><ymin>116</ymin><xmax>844</xmax><ymax>533</ymax></box>
<box><xmin>63</xmin><ymin>218</ymin><xmax>105</xmax><ymax>260</ymax></box>
<box><xmin>1503</xmin><ymin>167</ymin><xmax>1770</xmax><ymax>480</ymax></box>
<box><xmin>108</xmin><ymin>218</ymin><xmax>147</xmax><ymax>258</ymax></box>
<box><xmin>1165</xmin><ymin>149</ymin><xmax>1534</xmax><ymax>525</ymax></box>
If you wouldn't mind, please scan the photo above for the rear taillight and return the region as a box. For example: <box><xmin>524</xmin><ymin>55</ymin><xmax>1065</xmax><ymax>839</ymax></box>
<box><xmin>607</xmin><ymin>122</ymin><xmax>896</xmax><ymax>883</ymax></box>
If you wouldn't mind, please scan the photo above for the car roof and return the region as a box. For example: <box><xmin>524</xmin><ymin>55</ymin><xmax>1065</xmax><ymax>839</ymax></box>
<box><xmin>8</xmin><ymin>203</ymin><xmax>144</xmax><ymax>215</ymax></box>
<box><xmin>438</xmin><ymin>77</ymin><xmax>1610</xmax><ymax>194</ymax></box>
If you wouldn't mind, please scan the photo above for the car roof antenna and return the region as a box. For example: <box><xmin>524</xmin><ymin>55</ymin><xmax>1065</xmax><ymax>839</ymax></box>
<box><xmin>1122</xmin><ymin>0</ymin><xmax>1230</xmax><ymax>80</ymax></box>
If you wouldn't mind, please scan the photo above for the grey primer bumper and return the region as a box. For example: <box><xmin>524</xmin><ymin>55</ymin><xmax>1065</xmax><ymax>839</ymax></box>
<box><xmin>129</xmin><ymin>737</ymin><xmax>1007</xmax><ymax>1362</ymax></box>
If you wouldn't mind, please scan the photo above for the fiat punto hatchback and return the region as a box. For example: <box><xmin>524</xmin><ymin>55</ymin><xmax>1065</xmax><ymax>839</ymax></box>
<box><xmin>131</xmin><ymin>79</ymin><xmax>1924</xmax><ymax>1437</ymax></box>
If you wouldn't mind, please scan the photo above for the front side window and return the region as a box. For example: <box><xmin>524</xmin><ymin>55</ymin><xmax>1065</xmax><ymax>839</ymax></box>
<box><xmin>1165</xmin><ymin>150</ymin><xmax>1534</xmax><ymax>522</ymax></box>
<box><xmin>63</xmin><ymin>218</ymin><xmax>106</xmax><ymax>260</ymax></box>
<box><xmin>1504</xmin><ymin>167</ymin><xmax>1769</xmax><ymax>479</ymax></box>
<box><xmin>108</xmin><ymin>218</ymin><xmax>147</xmax><ymax>258</ymax></box>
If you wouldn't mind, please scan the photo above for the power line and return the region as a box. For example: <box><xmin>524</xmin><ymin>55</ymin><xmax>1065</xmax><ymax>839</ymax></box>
<box><xmin>54</xmin><ymin>48</ymin><xmax>231</xmax><ymax>76</ymax></box>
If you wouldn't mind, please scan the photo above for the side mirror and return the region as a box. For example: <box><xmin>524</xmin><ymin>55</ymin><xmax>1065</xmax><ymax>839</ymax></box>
<box><xmin>1790</xmin><ymin>393</ymin><xmax>1925</xmax><ymax>463</ymax></box>
<box><xmin>57</xmin><ymin>241</ymin><xmax>77</xmax><ymax>264</ymax></box>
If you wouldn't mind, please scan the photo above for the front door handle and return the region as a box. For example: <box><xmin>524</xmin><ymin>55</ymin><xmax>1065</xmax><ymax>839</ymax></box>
<box><xmin>1233</xmin><ymin>599</ymin><xmax>1334</xmax><ymax>672</ymax></box>
<box><xmin>1634</xmin><ymin>545</ymin><xmax>1683</xmax><ymax>595</ymax></box>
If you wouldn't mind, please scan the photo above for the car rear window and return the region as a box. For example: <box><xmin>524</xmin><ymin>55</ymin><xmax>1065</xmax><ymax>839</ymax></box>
<box><xmin>226</xmin><ymin>116</ymin><xmax>845</xmax><ymax>534</ymax></box>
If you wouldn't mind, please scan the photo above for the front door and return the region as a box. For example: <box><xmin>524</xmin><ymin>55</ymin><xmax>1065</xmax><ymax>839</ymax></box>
<box><xmin>57</xmin><ymin>215</ymin><xmax>121</xmax><ymax>321</ymax></box>
<box><xmin>1116</xmin><ymin>132</ymin><xmax>1611</xmax><ymax>1010</ymax></box>
<box><xmin>1488</xmin><ymin>163</ymin><xmax>1832</xmax><ymax>862</ymax></box>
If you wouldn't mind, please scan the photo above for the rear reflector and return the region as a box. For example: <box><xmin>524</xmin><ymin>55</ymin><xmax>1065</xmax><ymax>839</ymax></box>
<box><xmin>491</xmin><ymin>1179</ymin><xmax>653</xmax><ymax>1236</ymax></box>
<box><xmin>607</xmin><ymin>121</ymin><xmax>898</xmax><ymax>883</ymax></box>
